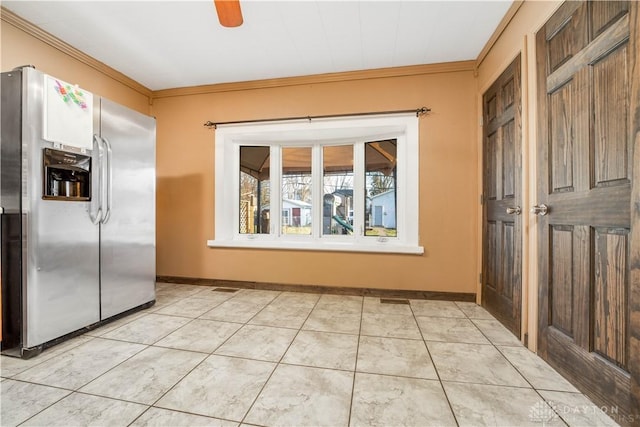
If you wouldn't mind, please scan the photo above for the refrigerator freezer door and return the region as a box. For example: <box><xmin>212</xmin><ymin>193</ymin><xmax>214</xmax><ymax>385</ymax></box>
<box><xmin>22</xmin><ymin>68</ymin><xmax>100</xmax><ymax>348</ymax></box>
<box><xmin>99</xmin><ymin>99</ymin><xmax>156</xmax><ymax>319</ymax></box>
<box><xmin>1</xmin><ymin>70</ymin><xmax>25</xmax><ymax>349</ymax></box>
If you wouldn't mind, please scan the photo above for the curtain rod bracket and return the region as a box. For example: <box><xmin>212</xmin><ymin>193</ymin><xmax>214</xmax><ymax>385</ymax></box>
<box><xmin>416</xmin><ymin>107</ymin><xmax>431</xmax><ymax>116</ymax></box>
<box><xmin>204</xmin><ymin>121</ymin><xmax>216</xmax><ymax>129</ymax></box>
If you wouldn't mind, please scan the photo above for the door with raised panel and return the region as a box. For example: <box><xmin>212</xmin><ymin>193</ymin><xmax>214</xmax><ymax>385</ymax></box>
<box><xmin>481</xmin><ymin>55</ymin><xmax>522</xmax><ymax>338</ymax></box>
<box><xmin>536</xmin><ymin>1</ymin><xmax>639</xmax><ymax>421</ymax></box>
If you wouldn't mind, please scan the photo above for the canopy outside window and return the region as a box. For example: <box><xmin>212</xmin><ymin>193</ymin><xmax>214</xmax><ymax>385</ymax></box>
<box><xmin>240</xmin><ymin>139</ymin><xmax>397</xmax><ymax>180</ymax></box>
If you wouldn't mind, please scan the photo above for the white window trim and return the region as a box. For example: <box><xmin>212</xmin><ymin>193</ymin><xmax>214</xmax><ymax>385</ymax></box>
<box><xmin>208</xmin><ymin>113</ymin><xmax>423</xmax><ymax>255</ymax></box>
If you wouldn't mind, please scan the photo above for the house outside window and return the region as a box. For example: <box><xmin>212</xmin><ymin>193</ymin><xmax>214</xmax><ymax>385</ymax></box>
<box><xmin>210</xmin><ymin>113</ymin><xmax>423</xmax><ymax>254</ymax></box>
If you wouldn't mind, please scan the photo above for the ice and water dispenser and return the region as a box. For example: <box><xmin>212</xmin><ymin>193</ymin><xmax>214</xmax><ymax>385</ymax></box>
<box><xmin>43</xmin><ymin>148</ymin><xmax>91</xmax><ymax>200</ymax></box>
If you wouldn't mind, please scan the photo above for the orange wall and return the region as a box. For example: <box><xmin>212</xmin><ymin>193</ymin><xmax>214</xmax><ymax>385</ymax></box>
<box><xmin>153</xmin><ymin>70</ymin><xmax>479</xmax><ymax>293</ymax></box>
<box><xmin>2</xmin><ymin>9</ymin><xmax>480</xmax><ymax>294</ymax></box>
<box><xmin>1</xmin><ymin>20</ymin><xmax>151</xmax><ymax>114</ymax></box>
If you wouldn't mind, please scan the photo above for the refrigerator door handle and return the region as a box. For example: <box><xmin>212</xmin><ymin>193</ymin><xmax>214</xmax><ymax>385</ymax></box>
<box><xmin>90</xmin><ymin>134</ymin><xmax>104</xmax><ymax>224</ymax></box>
<box><xmin>102</xmin><ymin>136</ymin><xmax>113</xmax><ymax>223</ymax></box>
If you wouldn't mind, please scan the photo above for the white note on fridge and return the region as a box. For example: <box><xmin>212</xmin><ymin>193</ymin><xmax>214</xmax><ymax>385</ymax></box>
<box><xmin>43</xmin><ymin>74</ymin><xmax>94</xmax><ymax>150</ymax></box>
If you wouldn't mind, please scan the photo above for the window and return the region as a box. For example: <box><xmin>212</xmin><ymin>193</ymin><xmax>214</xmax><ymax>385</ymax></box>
<box><xmin>365</xmin><ymin>140</ymin><xmax>397</xmax><ymax>237</ymax></box>
<box><xmin>282</xmin><ymin>147</ymin><xmax>312</xmax><ymax>235</ymax></box>
<box><xmin>323</xmin><ymin>144</ymin><xmax>354</xmax><ymax>236</ymax></box>
<box><xmin>210</xmin><ymin>113</ymin><xmax>422</xmax><ymax>254</ymax></box>
<box><xmin>239</xmin><ymin>146</ymin><xmax>270</xmax><ymax>234</ymax></box>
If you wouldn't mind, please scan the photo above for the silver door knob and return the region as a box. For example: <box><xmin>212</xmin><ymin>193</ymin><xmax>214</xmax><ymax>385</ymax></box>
<box><xmin>506</xmin><ymin>206</ymin><xmax>521</xmax><ymax>215</ymax></box>
<box><xmin>531</xmin><ymin>204</ymin><xmax>549</xmax><ymax>216</ymax></box>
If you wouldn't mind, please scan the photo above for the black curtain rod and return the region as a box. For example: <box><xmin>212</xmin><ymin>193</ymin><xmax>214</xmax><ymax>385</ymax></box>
<box><xmin>203</xmin><ymin>107</ymin><xmax>431</xmax><ymax>129</ymax></box>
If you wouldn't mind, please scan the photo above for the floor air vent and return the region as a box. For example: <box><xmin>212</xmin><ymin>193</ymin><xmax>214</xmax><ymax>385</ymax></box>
<box><xmin>213</xmin><ymin>288</ymin><xmax>239</xmax><ymax>293</ymax></box>
<box><xmin>380</xmin><ymin>298</ymin><xmax>410</xmax><ymax>305</ymax></box>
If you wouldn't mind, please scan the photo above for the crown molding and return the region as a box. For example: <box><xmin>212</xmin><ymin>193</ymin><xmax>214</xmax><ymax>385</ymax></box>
<box><xmin>152</xmin><ymin>60</ymin><xmax>476</xmax><ymax>99</ymax></box>
<box><xmin>1</xmin><ymin>7</ymin><xmax>153</xmax><ymax>99</ymax></box>
<box><xmin>475</xmin><ymin>1</ymin><xmax>525</xmax><ymax>71</ymax></box>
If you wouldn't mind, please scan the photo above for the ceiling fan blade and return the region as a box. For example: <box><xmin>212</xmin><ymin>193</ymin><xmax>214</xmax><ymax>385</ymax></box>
<box><xmin>214</xmin><ymin>0</ymin><xmax>243</xmax><ymax>27</ymax></box>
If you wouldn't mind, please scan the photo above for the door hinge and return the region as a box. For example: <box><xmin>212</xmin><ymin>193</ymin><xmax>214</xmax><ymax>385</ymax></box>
<box><xmin>479</xmin><ymin>272</ymin><xmax>482</xmax><ymax>283</ymax></box>
<box><xmin>480</xmin><ymin>194</ymin><xmax>485</xmax><ymax>205</ymax></box>
<box><xmin>524</xmin><ymin>333</ymin><xmax>529</xmax><ymax>347</ymax></box>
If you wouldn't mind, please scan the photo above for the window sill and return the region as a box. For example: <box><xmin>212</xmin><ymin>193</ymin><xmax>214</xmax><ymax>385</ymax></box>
<box><xmin>207</xmin><ymin>239</ymin><xmax>424</xmax><ymax>255</ymax></box>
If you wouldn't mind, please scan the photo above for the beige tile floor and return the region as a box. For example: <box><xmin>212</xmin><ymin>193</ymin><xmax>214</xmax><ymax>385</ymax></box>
<box><xmin>0</xmin><ymin>283</ymin><xmax>621</xmax><ymax>427</ymax></box>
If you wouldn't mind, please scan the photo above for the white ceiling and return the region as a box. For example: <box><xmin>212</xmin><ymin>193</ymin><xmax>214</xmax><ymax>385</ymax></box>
<box><xmin>3</xmin><ymin>1</ymin><xmax>513</xmax><ymax>91</ymax></box>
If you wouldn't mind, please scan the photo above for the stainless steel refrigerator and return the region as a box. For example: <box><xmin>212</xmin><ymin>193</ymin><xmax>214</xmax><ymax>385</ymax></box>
<box><xmin>1</xmin><ymin>67</ymin><xmax>155</xmax><ymax>357</ymax></box>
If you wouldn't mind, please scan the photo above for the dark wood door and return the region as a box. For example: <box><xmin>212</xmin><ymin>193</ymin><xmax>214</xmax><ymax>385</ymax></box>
<box><xmin>481</xmin><ymin>55</ymin><xmax>522</xmax><ymax>338</ymax></box>
<box><xmin>536</xmin><ymin>1</ymin><xmax>640</xmax><ymax>422</ymax></box>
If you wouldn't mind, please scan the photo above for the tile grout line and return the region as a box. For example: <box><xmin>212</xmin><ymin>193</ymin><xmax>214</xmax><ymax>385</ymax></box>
<box><xmin>492</xmin><ymin>343</ymin><xmax>576</xmax><ymax>426</ymax></box>
<box><xmin>144</xmin><ymin>291</ymin><xmax>238</xmax><ymax>346</ymax></box>
<box><xmin>151</xmin><ymin>286</ymin><xmax>213</xmax><ymax>313</ymax></box>
<box><xmin>0</xmin><ymin>334</ymin><xmax>97</xmax><ymax>379</ymax></box>
<box><xmin>5</xmin><ymin>285</ymin><xmax>236</xmax><ymax>427</ymax></box>
<box><xmin>151</xmin><ymin>290</ymin><xmax>233</xmax><ymax>318</ymax></box>
<box><xmin>237</xmin><ymin>292</ymin><xmax>322</xmax><ymax>426</ymax></box>
<box><xmin>137</xmin><ymin>289</ymin><xmax>284</xmax><ymax>424</ymax></box>
<box><xmin>25</xmin><ymin>338</ymin><xmax>149</xmax><ymax>392</ymax></box>
<box><xmin>79</xmin><ymin>320</ymin><xmax>202</xmax><ymax>426</ymax></box>
<box><xmin>8</xmin><ymin>339</ymin><xmax>149</xmax><ymax>426</ymax></box>
<box><xmin>125</xmin><ymin>286</ymin><xmax>246</xmax><ymax>426</ymax></box>
<box><xmin>409</xmin><ymin>301</ymin><xmax>460</xmax><ymax>427</ymax></box>
<box><xmin>123</xmin><ymin>333</ymin><xmax>210</xmax><ymax>426</ymax></box>
<box><xmin>346</xmin><ymin>295</ymin><xmax>365</xmax><ymax>427</ymax></box>
<box><xmin>203</xmin><ymin>289</ymin><xmax>281</xmax><ymax>325</ymax></box>
<box><xmin>11</xmin><ymin>384</ymin><xmax>73</xmax><ymax>426</ymax></box>
<box><xmin>1</xmin><ymin>377</ymin><xmax>76</xmax><ymax>393</ymax></box>
<box><xmin>467</xmin><ymin>310</ymin><xmax>543</xmax><ymax>391</ymax></box>
<box><xmin>5</xmin><ymin>298</ymin><xmax>180</xmax><ymax>426</ymax></box>
<box><xmin>457</xmin><ymin>302</ymin><xmax>579</xmax><ymax>426</ymax></box>
<box><xmin>126</xmin><ymin>405</ymin><xmax>241</xmax><ymax>427</ymax></box>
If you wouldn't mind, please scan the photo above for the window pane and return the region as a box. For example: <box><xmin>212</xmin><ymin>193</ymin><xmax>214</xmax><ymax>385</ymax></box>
<box><xmin>322</xmin><ymin>145</ymin><xmax>354</xmax><ymax>235</ymax></box>
<box><xmin>365</xmin><ymin>140</ymin><xmax>397</xmax><ymax>237</ymax></box>
<box><xmin>239</xmin><ymin>146</ymin><xmax>270</xmax><ymax>234</ymax></box>
<box><xmin>282</xmin><ymin>147</ymin><xmax>312</xmax><ymax>235</ymax></box>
